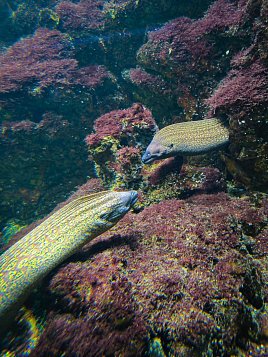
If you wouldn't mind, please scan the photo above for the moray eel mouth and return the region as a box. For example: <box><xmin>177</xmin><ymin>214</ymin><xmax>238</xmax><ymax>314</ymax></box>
<box><xmin>142</xmin><ymin>142</ymin><xmax>168</xmax><ymax>164</ymax></box>
<box><xmin>142</xmin><ymin>149</ymin><xmax>170</xmax><ymax>164</ymax></box>
<box><xmin>99</xmin><ymin>190</ymin><xmax>138</xmax><ymax>222</ymax></box>
<box><xmin>126</xmin><ymin>190</ymin><xmax>138</xmax><ymax>206</ymax></box>
<box><xmin>117</xmin><ymin>190</ymin><xmax>138</xmax><ymax>214</ymax></box>
<box><xmin>142</xmin><ymin>151</ymin><xmax>160</xmax><ymax>164</ymax></box>
<box><xmin>141</xmin><ymin>150</ymin><xmax>155</xmax><ymax>164</ymax></box>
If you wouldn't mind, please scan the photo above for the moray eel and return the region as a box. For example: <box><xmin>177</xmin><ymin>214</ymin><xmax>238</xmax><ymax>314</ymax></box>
<box><xmin>0</xmin><ymin>190</ymin><xmax>138</xmax><ymax>334</ymax></box>
<box><xmin>142</xmin><ymin>118</ymin><xmax>229</xmax><ymax>164</ymax></box>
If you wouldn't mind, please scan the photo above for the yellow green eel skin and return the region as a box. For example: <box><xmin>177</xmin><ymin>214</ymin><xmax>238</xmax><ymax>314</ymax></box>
<box><xmin>0</xmin><ymin>190</ymin><xmax>138</xmax><ymax>334</ymax></box>
<box><xmin>142</xmin><ymin>118</ymin><xmax>229</xmax><ymax>164</ymax></box>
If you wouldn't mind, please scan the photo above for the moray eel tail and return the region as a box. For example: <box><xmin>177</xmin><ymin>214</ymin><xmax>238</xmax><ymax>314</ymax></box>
<box><xmin>0</xmin><ymin>190</ymin><xmax>138</xmax><ymax>335</ymax></box>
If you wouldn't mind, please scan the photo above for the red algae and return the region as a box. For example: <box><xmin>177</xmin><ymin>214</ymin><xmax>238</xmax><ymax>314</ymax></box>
<box><xmin>206</xmin><ymin>55</ymin><xmax>268</xmax><ymax>191</ymax></box>
<box><xmin>0</xmin><ymin>28</ymin><xmax>113</xmax><ymax>94</ymax></box>
<box><xmin>0</xmin><ymin>29</ymin><xmax>76</xmax><ymax>93</ymax></box>
<box><xmin>74</xmin><ymin>65</ymin><xmax>112</xmax><ymax>88</ymax></box>
<box><xmin>87</xmin><ymin>103</ymin><xmax>157</xmax><ymax>145</ymax></box>
<box><xmin>138</xmin><ymin>0</ymin><xmax>248</xmax><ymax>76</ymax></box>
<box><xmin>207</xmin><ymin>60</ymin><xmax>268</xmax><ymax>113</ymax></box>
<box><xmin>127</xmin><ymin>0</ymin><xmax>252</xmax><ymax>128</ymax></box>
<box><xmin>56</xmin><ymin>0</ymin><xmax>105</xmax><ymax>31</ymax></box>
<box><xmin>1</xmin><ymin>1</ymin><xmax>268</xmax><ymax>353</ymax></box>
<box><xmin>30</xmin><ymin>192</ymin><xmax>267</xmax><ymax>356</ymax></box>
<box><xmin>128</xmin><ymin>0</ymin><xmax>268</xmax><ymax>191</ymax></box>
<box><xmin>129</xmin><ymin>68</ymin><xmax>174</xmax><ymax>97</ymax></box>
<box><xmin>85</xmin><ymin>104</ymin><xmax>157</xmax><ymax>188</ymax></box>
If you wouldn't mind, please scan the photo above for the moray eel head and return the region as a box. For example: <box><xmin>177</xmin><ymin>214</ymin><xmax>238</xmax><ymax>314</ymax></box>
<box><xmin>142</xmin><ymin>140</ymin><xmax>171</xmax><ymax>164</ymax></box>
<box><xmin>99</xmin><ymin>190</ymin><xmax>138</xmax><ymax>223</ymax></box>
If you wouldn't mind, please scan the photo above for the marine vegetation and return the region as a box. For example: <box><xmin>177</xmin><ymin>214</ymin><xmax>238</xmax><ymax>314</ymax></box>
<box><xmin>128</xmin><ymin>0</ymin><xmax>268</xmax><ymax>191</ymax></box>
<box><xmin>24</xmin><ymin>193</ymin><xmax>268</xmax><ymax>356</ymax></box>
<box><xmin>0</xmin><ymin>0</ymin><xmax>268</xmax><ymax>355</ymax></box>
<box><xmin>85</xmin><ymin>103</ymin><xmax>157</xmax><ymax>189</ymax></box>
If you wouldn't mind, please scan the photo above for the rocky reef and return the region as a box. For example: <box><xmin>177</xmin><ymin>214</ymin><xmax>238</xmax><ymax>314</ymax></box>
<box><xmin>4</xmin><ymin>191</ymin><xmax>265</xmax><ymax>356</ymax></box>
<box><xmin>0</xmin><ymin>112</ymin><xmax>92</xmax><ymax>228</ymax></box>
<box><xmin>85</xmin><ymin>103</ymin><xmax>228</xmax><ymax>205</ymax></box>
<box><xmin>85</xmin><ymin>103</ymin><xmax>157</xmax><ymax>190</ymax></box>
<box><xmin>126</xmin><ymin>0</ymin><xmax>250</xmax><ymax>121</ymax></box>
<box><xmin>126</xmin><ymin>0</ymin><xmax>268</xmax><ymax>192</ymax></box>
<box><xmin>0</xmin><ymin>0</ymin><xmax>268</xmax><ymax>355</ymax></box>
<box><xmin>1</xmin><ymin>0</ymin><xmax>267</xmax><ymax>229</ymax></box>
<box><xmin>0</xmin><ymin>28</ymin><xmax>124</xmax><ymax>229</ymax></box>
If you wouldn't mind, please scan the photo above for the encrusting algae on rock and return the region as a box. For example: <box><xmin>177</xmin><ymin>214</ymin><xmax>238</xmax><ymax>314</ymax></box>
<box><xmin>142</xmin><ymin>118</ymin><xmax>229</xmax><ymax>164</ymax></box>
<box><xmin>0</xmin><ymin>190</ymin><xmax>138</xmax><ymax>335</ymax></box>
<box><xmin>28</xmin><ymin>192</ymin><xmax>268</xmax><ymax>356</ymax></box>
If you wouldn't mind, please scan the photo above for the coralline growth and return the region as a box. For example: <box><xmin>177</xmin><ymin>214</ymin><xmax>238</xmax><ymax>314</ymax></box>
<box><xmin>56</xmin><ymin>0</ymin><xmax>105</xmax><ymax>32</ymax></box>
<box><xmin>30</xmin><ymin>193</ymin><xmax>268</xmax><ymax>356</ymax></box>
<box><xmin>85</xmin><ymin>103</ymin><xmax>157</xmax><ymax>189</ymax></box>
<box><xmin>0</xmin><ymin>28</ymin><xmax>113</xmax><ymax>95</ymax></box>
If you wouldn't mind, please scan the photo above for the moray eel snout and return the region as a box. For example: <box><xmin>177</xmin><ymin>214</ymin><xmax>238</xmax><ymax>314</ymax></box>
<box><xmin>121</xmin><ymin>190</ymin><xmax>138</xmax><ymax>207</ymax></box>
<box><xmin>142</xmin><ymin>141</ymin><xmax>169</xmax><ymax>164</ymax></box>
<box><xmin>102</xmin><ymin>190</ymin><xmax>138</xmax><ymax>221</ymax></box>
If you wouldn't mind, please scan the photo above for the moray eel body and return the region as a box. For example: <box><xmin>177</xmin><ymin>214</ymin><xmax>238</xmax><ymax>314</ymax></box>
<box><xmin>142</xmin><ymin>118</ymin><xmax>229</xmax><ymax>164</ymax></box>
<box><xmin>0</xmin><ymin>190</ymin><xmax>138</xmax><ymax>334</ymax></box>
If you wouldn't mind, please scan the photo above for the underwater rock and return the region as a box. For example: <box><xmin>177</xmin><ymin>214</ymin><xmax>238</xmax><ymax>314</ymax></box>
<box><xmin>56</xmin><ymin>0</ymin><xmax>105</xmax><ymax>32</ymax></box>
<box><xmin>0</xmin><ymin>0</ymin><xmax>59</xmax><ymax>42</ymax></box>
<box><xmin>55</xmin><ymin>0</ymin><xmax>144</xmax><ymax>74</ymax></box>
<box><xmin>137</xmin><ymin>0</ymin><xmax>248</xmax><ymax>77</ymax></box>
<box><xmin>26</xmin><ymin>193</ymin><xmax>268</xmax><ymax>356</ymax></box>
<box><xmin>207</xmin><ymin>58</ymin><xmax>268</xmax><ymax>192</ymax></box>
<box><xmin>56</xmin><ymin>0</ymin><xmax>213</xmax><ymax>34</ymax></box>
<box><xmin>0</xmin><ymin>28</ymin><xmax>120</xmax><ymax>120</ymax></box>
<box><xmin>127</xmin><ymin>0</ymin><xmax>250</xmax><ymax>124</ymax></box>
<box><xmin>55</xmin><ymin>0</ymin><xmax>213</xmax><ymax>74</ymax></box>
<box><xmin>102</xmin><ymin>0</ymin><xmax>214</xmax><ymax>29</ymax></box>
<box><xmin>124</xmin><ymin>67</ymin><xmax>179</xmax><ymax>120</ymax></box>
<box><xmin>0</xmin><ymin>28</ymin><xmax>75</xmax><ymax>93</ymax></box>
<box><xmin>0</xmin><ymin>112</ymin><xmax>91</xmax><ymax>230</ymax></box>
<box><xmin>0</xmin><ymin>0</ymin><xmax>214</xmax><ymax>77</ymax></box>
<box><xmin>125</xmin><ymin>0</ymin><xmax>268</xmax><ymax>191</ymax></box>
<box><xmin>85</xmin><ymin>103</ymin><xmax>157</xmax><ymax>189</ymax></box>
<box><xmin>142</xmin><ymin>163</ymin><xmax>226</xmax><ymax>205</ymax></box>
<box><xmin>1</xmin><ymin>0</ymin><xmax>268</xmax><ymax>352</ymax></box>
<box><xmin>0</xmin><ymin>26</ymin><xmax>127</xmax><ymax>229</ymax></box>
<box><xmin>205</xmin><ymin>0</ymin><xmax>268</xmax><ymax>192</ymax></box>
<box><xmin>85</xmin><ymin>105</ymin><xmax>228</xmax><ymax>202</ymax></box>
